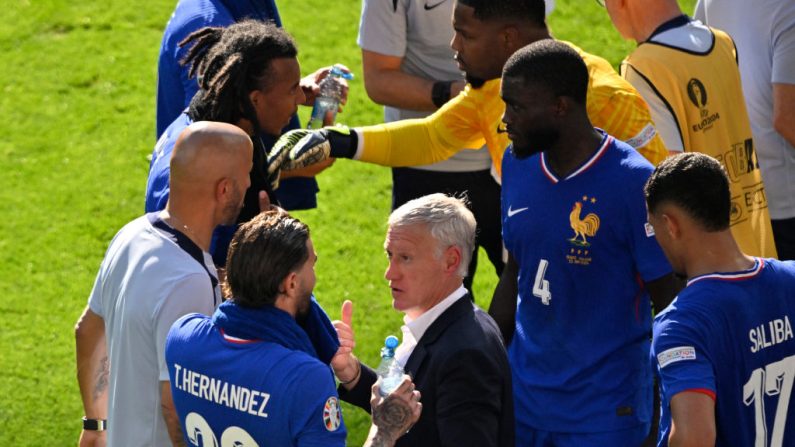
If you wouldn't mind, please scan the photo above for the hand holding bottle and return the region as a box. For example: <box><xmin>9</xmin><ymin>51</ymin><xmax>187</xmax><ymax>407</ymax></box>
<box><xmin>307</xmin><ymin>65</ymin><xmax>354</xmax><ymax>129</ymax></box>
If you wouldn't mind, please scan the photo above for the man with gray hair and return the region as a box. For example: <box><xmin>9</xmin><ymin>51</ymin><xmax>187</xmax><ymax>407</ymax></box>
<box><xmin>331</xmin><ymin>193</ymin><xmax>514</xmax><ymax>447</ymax></box>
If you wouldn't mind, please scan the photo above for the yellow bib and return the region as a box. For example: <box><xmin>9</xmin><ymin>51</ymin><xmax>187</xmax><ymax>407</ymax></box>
<box><xmin>623</xmin><ymin>29</ymin><xmax>777</xmax><ymax>258</ymax></box>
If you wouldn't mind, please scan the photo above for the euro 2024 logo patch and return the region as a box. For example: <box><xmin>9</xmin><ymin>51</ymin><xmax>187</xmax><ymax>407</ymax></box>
<box><xmin>323</xmin><ymin>396</ymin><xmax>341</xmax><ymax>431</ymax></box>
<box><xmin>567</xmin><ymin>196</ymin><xmax>600</xmax><ymax>266</ymax></box>
<box><xmin>687</xmin><ymin>78</ymin><xmax>720</xmax><ymax>132</ymax></box>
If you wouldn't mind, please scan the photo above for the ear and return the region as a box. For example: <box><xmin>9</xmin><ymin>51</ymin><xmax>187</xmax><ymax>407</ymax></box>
<box><xmin>215</xmin><ymin>177</ymin><xmax>231</xmax><ymax>202</ymax></box>
<box><xmin>443</xmin><ymin>245</ymin><xmax>463</xmax><ymax>275</ymax></box>
<box><xmin>249</xmin><ymin>89</ymin><xmax>261</xmax><ymax>109</ymax></box>
<box><xmin>502</xmin><ymin>25</ymin><xmax>521</xmax><ymax>53</ymax></box>
<box><xmin>661</xmin><ymin>212</ymin><xmax>682</xmax><ymax>240</ymax></box>
<box><xmin>280</xmin><ymin>271</ymin><xmax>298</xmax><ymax>298</ymax></box>
<box><xmin>553</xmin><ymin>96</ymin><xmax>570</xmax><ymax>117</ymax></box>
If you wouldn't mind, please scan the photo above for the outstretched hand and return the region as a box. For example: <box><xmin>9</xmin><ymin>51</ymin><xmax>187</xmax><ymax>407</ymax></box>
<box><xmin>266</xmin><ymin>129</ymin><xmax>328</xmax><ymax>189</ymax></box>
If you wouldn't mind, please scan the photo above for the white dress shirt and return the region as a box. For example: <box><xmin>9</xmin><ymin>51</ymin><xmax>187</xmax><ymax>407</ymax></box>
<box><xmin>394</xmin><ymin>285</ymin><xmax>468</xmax><ymax>367</ymax></box>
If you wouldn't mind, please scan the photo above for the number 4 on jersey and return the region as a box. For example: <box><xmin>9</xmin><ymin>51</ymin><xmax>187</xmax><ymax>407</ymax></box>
<box><xmin>533</xmin><ymin>259</ymin><xmax>551</xmax><ymax>305</ymax></box>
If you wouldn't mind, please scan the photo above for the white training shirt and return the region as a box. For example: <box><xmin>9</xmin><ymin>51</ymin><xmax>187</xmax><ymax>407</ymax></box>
<box><xmin>87</xmin><ymin>214</ymin><xmax>220</xmax><ymax>447</ymax></box>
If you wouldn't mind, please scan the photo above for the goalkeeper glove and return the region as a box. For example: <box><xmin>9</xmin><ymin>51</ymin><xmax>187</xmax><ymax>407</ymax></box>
<box><xmin>267</xmin><ymin>126</ymin><xmax>357</xmax><ymax>189</ymax></box>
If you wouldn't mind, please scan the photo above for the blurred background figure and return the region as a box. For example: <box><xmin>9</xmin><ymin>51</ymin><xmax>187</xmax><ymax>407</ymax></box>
<box><xmin>695</xmin><ymin>0</ymin><xmax>795</xmax><ymax>260</ymax></box>
<box><xmin>602</xmin><ymin>0</ymin><xmax>777</xmax><ymax>259</ymax></box>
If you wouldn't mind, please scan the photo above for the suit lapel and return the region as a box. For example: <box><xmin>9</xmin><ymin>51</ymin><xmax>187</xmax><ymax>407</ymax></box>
<box><xmin>404</xmin><ymin>294</ymin><xmax>474</xmax><ymax>376</ymax></box>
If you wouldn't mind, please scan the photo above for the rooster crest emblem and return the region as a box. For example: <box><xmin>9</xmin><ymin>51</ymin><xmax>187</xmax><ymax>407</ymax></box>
<box><xmin>569</xmin><ymin>200</ymin><xmax>600</xmax><ymax>247</ymax></box>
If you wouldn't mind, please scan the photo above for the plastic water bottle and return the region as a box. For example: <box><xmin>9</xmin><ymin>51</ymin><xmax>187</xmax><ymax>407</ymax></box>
<box><xmin>376</xmin><ymin>335</ymin><xmax>404</xmax><ymax>396</ymax></box>
<box><xmin>307</xmin><ymin>65</ymin><xmax>353</xmax><ymax>129</ymax></box>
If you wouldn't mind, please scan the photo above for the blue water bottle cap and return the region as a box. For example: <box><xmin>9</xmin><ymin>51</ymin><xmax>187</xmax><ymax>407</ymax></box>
<box><xmin>331</xmin><ymin>64</ymin><xmax>354</xmax><ymax>80</ymax></box>
<box><xmin>384</xmin><ymin>335</ymin><xmax>399</xmax><ymax>350</ymax></box>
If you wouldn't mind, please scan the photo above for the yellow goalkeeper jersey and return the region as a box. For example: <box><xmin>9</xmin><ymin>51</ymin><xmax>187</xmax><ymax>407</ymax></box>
<box><xmin>357</xmin><ymin>41</ymin><xmax>667</xmax><ymax>176</ymax></box>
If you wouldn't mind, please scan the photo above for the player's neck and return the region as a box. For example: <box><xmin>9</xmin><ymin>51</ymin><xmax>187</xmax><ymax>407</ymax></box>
<box><xmin>545</xmin><ymin>127</ymin><xmax>604</xmax><ymax>178</ymax></box>
<box><xmin>632</xmin><ymin>3</ymin><xmax>683</xmax><ymax>43</ymax></box>
<box><xmin>161</xmin><ymin>205</ymin><xmax>214</xmax><ymax>252</ymax></box>
<box><xmin>684</xmin><ymin>231</ymin><xmax>756</xmax><ymax>279</ymax></box>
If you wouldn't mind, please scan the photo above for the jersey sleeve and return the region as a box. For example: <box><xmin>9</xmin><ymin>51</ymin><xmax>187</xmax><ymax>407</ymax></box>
<box><xmin>592</xmin><ymin>88</ymin><xmax>668</xmax><ymax>166</ymax></box>
<box><xmin>87</xmin><ymin>268</ymin><xmax>105</xmax><ymax>317</ymax></box>
<box><xmin>357</xmin><ymin>0</ymin><xmax>406</xmax><ymax>57</ymax></box>
<box><xmin>289</xmin><ymin>362</ymin><xmax>346</xmax><ymax>447</ymax></box>
<box><xmin>154</xmin><ymin>273</ymin><xmax>215</xmax><ymax>381</ymax></box>
<box><xmin>356</xmin><ymin>83</ymin><xmax>489</xmax><ymax>166</ymax></box>
<box><xmin>772</xmin><ymin>14</ymin><xmax>795</xmax><ymax>85</ymax></box>
<box><xmin>652</xmin><ymin>310</ymin><xmax>717</xmax><ymax>405</ymax></box>
<box><xmin>626</xmin><ymin>171</ymin><xmax>673</xmax><ymax>282</ymax></box>
<box><xmin>87</xmin><ymin>225</ymin><xmax>130</xmax><ymax>316</ymax></box>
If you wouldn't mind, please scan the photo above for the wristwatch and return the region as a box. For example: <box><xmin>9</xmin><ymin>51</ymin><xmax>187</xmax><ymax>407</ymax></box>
<box><xmin>431</xmin><ymin>80</ymin><xmax>454</xmax><ymax>108</ymax></box>
<box><xmin>82</xmin><ymin>417</ymin><xmax>107</xmax><ymax>431</ymax></box>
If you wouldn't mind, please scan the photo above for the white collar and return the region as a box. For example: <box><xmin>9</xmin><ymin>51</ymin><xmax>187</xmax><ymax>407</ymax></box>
<box><xmin>403</xmin><ymin>285</ymin><xmax>468</xmax><ymax>343</ymax></box>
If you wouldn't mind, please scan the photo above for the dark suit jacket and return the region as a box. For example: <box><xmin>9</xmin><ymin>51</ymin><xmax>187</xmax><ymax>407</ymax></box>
<box><xmin>339</xmin><ymin>294</ymin><xmax>514</xmax><ymax>447</ymax></box>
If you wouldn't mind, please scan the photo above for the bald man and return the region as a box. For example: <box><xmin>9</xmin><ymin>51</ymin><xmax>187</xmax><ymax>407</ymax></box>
<box><xmin>603</xmin><ymin>0</ymin><xmax>777</xmax><ymax>259</ymax></box>
<box><xmin>75</xmin><ymin>122</ymin><xmax>253</xmax><ymax>447</ymax></box>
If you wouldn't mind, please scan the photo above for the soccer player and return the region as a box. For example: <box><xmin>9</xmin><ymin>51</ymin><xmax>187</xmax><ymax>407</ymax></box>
<box><xmin>645</xmin><ymin>152</ymin><xmax>795</xmax><ymax>446</ymax></box>
<box><xmin>602</xmin><ymin>0</ymin><xmax>777</xmax><ymax>259</ymax></box>
<box><xmin>165</xmin><ymin>210</ymin><xmax>421</xmax><ymax>446</ymax></box>
<box><xmin>272</xmin><ymin>0</ymin><xmax>666</xmax><ymax>180</ymax></box>
<box><xmin>148</xmin><ymin>21</ymin><xmax>324</xmax><ymax>266</ymax></box>
<box><xmin>75</xmin><ymin>122</ymin><xmax>252</xmax><ymax>447</ymax></box>
<box><xmin>155</xmin><ymin>0</ymin><xmax>337</xmax><ymax>211</ymax></box>
<box><xmin>494</xmin><ymin>39</ymin><xmax>679</xmax><ymax>445</ymax></box>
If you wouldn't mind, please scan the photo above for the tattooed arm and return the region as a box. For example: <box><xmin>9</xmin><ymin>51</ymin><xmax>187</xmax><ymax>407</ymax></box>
<box><xmin>76</xmin><ymin>305</ymin><xmax>108</xmax><ymax>447</ymax></box>
<box><xmin>363</xmin><ymin>376</ymin><xmax>422</xmax><ymax>447</ymax></box>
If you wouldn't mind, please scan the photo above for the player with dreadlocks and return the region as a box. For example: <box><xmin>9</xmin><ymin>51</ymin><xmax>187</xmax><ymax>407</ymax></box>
<box><xmin>146</xmin><ymin>20</ymin><xmax>323</xmax><ymax>266</ymax></box>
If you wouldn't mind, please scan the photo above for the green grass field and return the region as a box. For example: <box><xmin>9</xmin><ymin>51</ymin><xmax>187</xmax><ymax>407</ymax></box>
<box><xmin>0</xmin><ymin>0</ymin><xmax>694</xmax><ymax>444</ymax></box>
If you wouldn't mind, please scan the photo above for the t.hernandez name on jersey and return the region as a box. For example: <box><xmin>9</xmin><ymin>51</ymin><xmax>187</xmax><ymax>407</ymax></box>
<box><xmin>173</xmin><ymin>363</ymin><xmax>271</xmax><ymax>418</ymax></box>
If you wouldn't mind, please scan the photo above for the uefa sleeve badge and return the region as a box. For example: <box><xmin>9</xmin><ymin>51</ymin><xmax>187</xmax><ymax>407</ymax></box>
<box><xmin>323</xmin><ymin>396</ymin><xmax>341</xmax><ymax>431</ymax></box>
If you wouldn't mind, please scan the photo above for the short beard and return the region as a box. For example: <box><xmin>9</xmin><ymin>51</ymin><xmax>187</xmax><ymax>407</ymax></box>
<box><xmin>465</xmin><ymin>74</ymin><xmax>487</xmax><ymax>89</ymax></box>
<box><xmin>511</xmin><ymin>129</ymin><xmax>560</xmax><ymax>159</ymax></box>
<box><xmin>294</xmin><ymin>291</ymin><xmax>312</xmax><ymax>319</ymax></box>
<box><xmin>221</xmin><ymin>187</ymin><xmax>244</xmax><ymax>226</ymax></box>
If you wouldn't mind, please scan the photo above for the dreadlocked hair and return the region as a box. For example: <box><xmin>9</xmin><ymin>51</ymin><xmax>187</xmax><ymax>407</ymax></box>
<box><xmin>178</xmin><ymin>20</ymin><xmax>297</xmax><ymax>130</ymax></box>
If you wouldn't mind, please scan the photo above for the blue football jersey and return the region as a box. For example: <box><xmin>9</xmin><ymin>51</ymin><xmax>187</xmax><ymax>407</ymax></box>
<box><xmin>166</xmin><ymin>314</ymin><xmax>346</xmax><ymax>447</ymax></box>
<box><xmin>501</xmin><ymin>132</ymin><xmax>672</xmax><ymax>434</ymax></box>
<box><xmin>652</xmin><ymin>258</ymin><xmax>795</xmax><ymax>447</ymax></box>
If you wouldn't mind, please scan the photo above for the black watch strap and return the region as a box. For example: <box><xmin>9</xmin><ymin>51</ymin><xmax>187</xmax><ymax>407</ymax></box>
<box><xmin>82</xmin><ymin>417</ymin><xmax>107</xmax><ymax>431</ymax></box>
<box><xmin>431</xmin><ymin>80</ymin><xmax>454</xmax><ymax>108</ymax></box>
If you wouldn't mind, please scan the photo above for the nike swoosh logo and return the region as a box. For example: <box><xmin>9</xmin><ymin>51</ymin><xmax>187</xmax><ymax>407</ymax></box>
<box><xmin>424</xmin><ymin>0</ymin><xmax>448</xmax><ymax>10</ymax></box>
<box><xmin>507</xmin><ymin>206</ymin><xmax>529</xmax><ymax>218</ymax></box>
